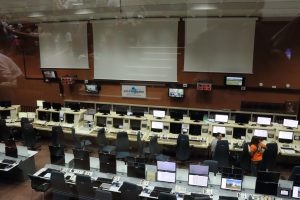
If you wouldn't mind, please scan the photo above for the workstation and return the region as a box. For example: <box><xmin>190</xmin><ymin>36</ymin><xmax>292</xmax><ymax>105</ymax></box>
<box><xmin>1</xmin><ymin>0</ymin><xmax>300</xmax><ymax>200</ymax></box>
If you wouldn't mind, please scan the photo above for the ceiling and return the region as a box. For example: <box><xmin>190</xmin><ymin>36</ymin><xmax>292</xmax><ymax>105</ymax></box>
<box><xmin>0</xmin><ymin>0</ymin><xmax>300</xmax><ymax>23</ymax></box>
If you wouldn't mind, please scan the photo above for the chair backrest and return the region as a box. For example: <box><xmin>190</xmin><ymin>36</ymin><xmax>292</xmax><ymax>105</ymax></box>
<box><xmin>28</xmin><ymin>174</ymin><xmax>50</xmax><ymax>192</ymax></box>
<box><xmin>136</xmin><ymin>131</ymin><xmax>144</xmax><ymax>156</ymax></box>
<box><xmin>149</xmin><ymin>136</ymin><xmax>160</xmax><ymax>155</ymax></box>
<box><xmin>50</xmin><ymin>171</ymin><xmax>68</xmax><ymax>192</ymax></box>
<box><xmin>0</xmin><ymin>119</ymin><xmax>10</xmax><ymax>141</ymax></box>
<box><xmin>49</xmin><ymin>145</ymin><xmax>65</xmax><ymax>165</ymax></box>
<box><xmin>97</xmin><ymin>128</ymin><xmax>108</xmax><ymax>150</ymax></box>
<box><xmin>72</xmin><ymin>127</ymin><xmax>82</xmax><ymax>149</ymax></box>
<box><xmin>119</xmin><ymin>181</ymin><xmax>142</xmax><ymax>200</ymax></box>
<box><xmin>289</xmin><ymin>166</ymin><xmax>300</xmax><ymax>181</ymax></box>
<box><xmin>158</xmin><ymin>192</ymin><xmax>177</xmax><ymax>200</ymax></box>
<box><xmin>240</xmin><ymin>142</ymin><xmax>251</xmax><ymax>172</ymax></box>
<box><xmin>116</xmin><ymin>131</ymin><xmax>129</xmax><ymax>152</ymax></box>
<box><xmin>261</xmin><ymin>143</ymin><xmax>278</xmax><ymax>171</ymax></box>
<box><xmin>176</xmin><ymin>134</ymin><xmax>190</xmax><ymax>161</ymax></box>
<box><xmin>73</xmin><ymin>148</ymin><xmax>90</xmax><ymax>170</ymax></box>
<box><xmin>76</xmin><ymin>174</ymin><xmax>94</xmax><ymax>198</ymax></box>
<box><xmin>213</xmin><ymin>140</ymin><xmax>229</xmax><ymax>167</ymax></box>
<box><xmin>20</xmin><ymin>117</ymin><xmax>30</xmax><ymax>128</ymax></box>
<box><xmin>203</xmin><ymin>160</ymin><xmax>218</xmax><ymax>174</ymax></box>
<box><xmin>52</xmin><ymin>126</ymin><xmax>64</xmax><ymax>147</ymax></box>
<box><xmin>22</xmin><ymin>123</ymin><xmax>36</xmax><ymax>147</ymax></box>
<box><xmin>95</xmin><ymin>189</ymin><xmax>112</xmax><ymax>200</ymax></box>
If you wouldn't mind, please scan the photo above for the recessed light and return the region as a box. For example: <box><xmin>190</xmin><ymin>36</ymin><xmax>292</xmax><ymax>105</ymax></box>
<box><xmin>28</xmin><ymin>12</ymin><xmax>44</xmax><ymax>17</ymax></box>
<box><xmin>191</xmin><ymin>4</ymin><xmax>217</xmax><ymax>10</ymax></box>
<box><xmin>74</xmin><ymin>9</ymin><xmax>94</xmax><ymax>15</ymax></box>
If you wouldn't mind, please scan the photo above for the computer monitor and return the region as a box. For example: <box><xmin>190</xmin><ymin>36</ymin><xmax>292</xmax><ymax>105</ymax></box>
<box><xmin>85</xmin><ymin>82</ymin><xmax>100</xmax><ymax>94</ymax></box>
<box><xmin>98</xmin><ymin>105</ymin><xmax>111</xmax><ymax>115</ymax></box>
<box><xmin>127</xmin><ymin>161</ymin><xmax>145</xmax><ymax>179</ymax></box>
<box><xmin>69</xmin><ymin>102</ymin><xmax>80</xmax><ymax>112</ymax></box>
<box><xmin>189</xmin><ymin>164</ymin><xmax>209</xmax><ymax>175</ymax></box>
<box><xmin>130</xmin><ymin>120</ymin><xmax>141</xmax><ymax>131</ymax></box>
<box><xmin>215</xmin><ymin>114</ymin><xmax>228</xmax><ymax>123</ymax></box>
<box><xmin>83</xmin><ymin>114</ymin><xmax>94</xmax><ymax>122</ymax></box>
<box><xmin>52</xmin><ymin>103</ymin><xmax>62</xmax><ymax>111</ymax></box>
<box><xmin>283</xmin><ymin>119</ymin><xmax>298</xmax><ymax>128</ymax></box>
<box><xmin>170</xmin><ymin>110</ymin><xmax>184</xmax><ymax>121</ymax></box>
<box><xmin>233</xmin><ymin>128</ymin><xmax>246</xmax><ymax>139</ymax></box>
<box><xmin>153</xmin><ymin>110</ymin><xmax>166</xmax><ymax>118</ymax></box>
<box><xmin>168</xmin><ymin>88</ymin><xmax>184</xmax><ymax>98</ymax></box>
<box><xmin>170</xmin><ymin>123</ymin><xmax>182</xmax><ymax>134</ymax></box>
<box><xmin>189</xmin><ymin>124</ymin><xmax>202</xmax><ymax>136</ymax></box>
<box><xmin>0</xmin><ymin>101</ymin><xmax>12</xmax><ymax>108</ymax></box>
<box><xmin>221</xmin><ymin>177</ymin><xmax>242</xmax><ymax>191</ymax></box>
<box><xmin>157</xmin><ymin>171</ymin><xmax>176</xmax><ymax>183</ymax></box>
<box><xmin>73</xmin><ymin>149</ymin><xmax>90</xmax><ymax>170</ymax></box>
<box><xmin>257</xmin><ymin>116</ymin><xmax>272</xmax><ymax>126</ymax></box>
<box><xmin>235</xmin><ymin>113</ymin><xmax>250</xmax><ymax>124</ymax></box>
<box><xmin>190</xmin><ymin>111</ymin><xmax>205</xmax><ymax>122</ymax></box>
<box><xmin>256</xmin><ymin>171</ymin><xmax>280</xmax><ymax>183</ymax></box>
<box><xmin>96</xmin><ymin>116</ymin><xmax>106</xmax><ymax>127</ymax></box>
<box><xmin>43</xmin><ymin>101</ymin><xmax>51</xmax><ymax>110</ymax></box>
<box><xmin>224</xmin><ymin>76</ymin><xmax>245</xmax><ymax>86</ymax></box>
<box><xmin>0</xmin><ymin>110</ymin><xmax>10</xmax><ymax>119</ymax></box>
<box><xmin>113</xmin><ymin>118</ymin><xmax>123</xmax><ymax>129</ymax></box>
<box><xmin>99</xmin><ymin>152</ymin><xmax>116</xmax><ymax>174</ymax></box>
<box><xmin>5</xmin><ymin>140</ymin><xmax>18</xmax><ymax>158</ymax></box>
<box><xmin>65</xmin><ymin>114</ymin><xmax>74</xmax><ymax>124</ymax></box>
<box><xmin>38</xmin><ymin>111</ymin><xmax>50</xmax><ymax>121</ymax></box>
<box><xmin>131</xmin><ymin>107</ymin><xmax>145</xmax><ymax>117</ymax></box>
<box><xmin>18</xmin><ymin>112</ymin><xmax>28</xmax><ymax>119</ymax></box>
<box><xmin>188</xmin><ymin>175</ymin><xmax>208</xmax><ymax>187</ymax></box>
<box><xmin>157</xmin><ymin>161</ymin><xmax>176</xmax><ymax>172</ymax></box>
<box><xmin>52</xmin><ymin>112</ymin><xmax>60</xmax><ymax>122</ymax></box>
<box><xmin>278</xmin><ymin>131</ymin><xmax>293</xmax><ymax>143</ymax></box>
<box><xmin>151</xmin><ymin>121</ymin><xmax>163</xmax><ymax>132</ymax></box>
<box><xmin>42</xmin><ymin>70</ymin><xmax>57</xmax><ymax>82</ymax></box>
<box><xmin>212</xmin><ymin>126</ymin><xmax>226</xmax><ymax>135</ymax></box>
<box><xmin>115</xmin><ymin>106</ymin><xmax>127</xmax><ymax>116</ymax></box>
<box><xmin>253</xmin><ymin>129</ymin><xmax>268</xmax><ymax>138</ymax></box>
<box><xmin>255</xmin><ymin>181</ymin><xmax>278</xmax><ymax>196</ymax></box>
<box><xmin>292</xmin><ymin>186</ymin><xmax>300</xmax><ymax>199</ymax></box>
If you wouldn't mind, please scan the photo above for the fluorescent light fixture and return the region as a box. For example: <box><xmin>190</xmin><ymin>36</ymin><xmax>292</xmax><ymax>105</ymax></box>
<box><xmin>191</xmin><ymin>4</ymin><xmax>217</xmax><ymax>10</ymax></box>
<box><xmin>74</xmin><ymin>9</ymin><xmax>94</xmax><ymax>15</ymax></box>
<box><xmin>28</xmin><ymin>12</ymin><xmax>45</xmax><ymax>18</ymax></box>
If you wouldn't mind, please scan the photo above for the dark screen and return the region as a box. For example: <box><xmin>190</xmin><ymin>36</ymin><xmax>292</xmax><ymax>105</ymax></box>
<box><xmin>65</xmin><ymin>114</ymin><xmax>74</xmax><ymax>124</ymax></box>
<box><xmin>52</xmin><ymin>112</ymin><xmax>60</xmax><ymax>122</ymax></box>
<box><xmin>235</xmin><ymin>113</ymin><xmax>251</xmax><ymax>124</ymax></box>
<box><xmin>190</xmin><ymin>111</ymin><xmax>205</xmax><ymax>121</ymax></box>
<box><xmin>189</xmin><ymin>124</ymin><xmax>202</xmax><ymax>136</ymax></box>
<box><xmin>233</xmin><ymin>128</ymin><xmax>246</xmax><ymax>139</ymax></box>
<box><xmin>0</xmin><ymin>101</ymin><xmax>12</xmax><ymax>108</ymax></box>
<box><xmin>170</xmin><ymin>123</ymin><xmax>182</xmax><ymax>134</ymax></box>
<box><xmin>69</xmin><ymin>102</ymin><xmax>80</xmax><ymax>112</ymax></box>
<box><xmin>170</xmin><ymin>110</ymin><xmax>184</xmax><ymax>120</ymax></box>
<box><xmin>38</xmin><ymin>111</ymin><xmax>51</xmax><ymax>121</ymax></box>
<box><xmin>52</xmin><ymin>103</ymin><xmax>62</xmax><ymax>111</ymax></box>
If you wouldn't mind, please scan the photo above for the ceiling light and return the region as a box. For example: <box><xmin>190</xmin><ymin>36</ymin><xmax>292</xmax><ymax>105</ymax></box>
<box><xmin>28</xmin><ymin>12</ymin><xmax>45</xmax><ymax>18</ymax></box>
<box><xmin>74</xmin><ymin>9</ymin><xmax>95</xmax><ymax>15</ymax></box>
<box><xmin>191</xmin><ymin>4</ymin><xmax>217</xmax><ymax>10</ymax></box>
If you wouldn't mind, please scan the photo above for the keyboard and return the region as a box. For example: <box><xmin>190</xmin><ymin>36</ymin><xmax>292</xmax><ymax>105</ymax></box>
<box><xmin>93</xmin><ymin>177</ymin><xmax>113</xmax><ymax>188</ymax></box>
<box><xmin>2</xmin><ymin>159</ymin><xmax>16</xmax><ymax>164</ymax></box>
<box><xmin>150</xmin><ymin>186</ymin><xmax>172</xmax><ymax>197</ymax></box>
<box><xmin>0</xmin><ymin>163</ymin><xmax>10</xmax><ymax>169</ymax></box>
<box><xmin>281</xmin><ymin>147</ymin><xmax>294</xmax><ymax>150</ymax></box>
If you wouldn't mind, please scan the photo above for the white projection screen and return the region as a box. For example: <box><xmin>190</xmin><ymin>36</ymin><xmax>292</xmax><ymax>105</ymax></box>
<box><xmin>184</xmin><ymin>18</ymin><xmax>256</xmax><ymax>73</ymax></box>
<box><xmin>39</xmin><ymin>22</ymin><xmax>89</xmax><ymax>69</ymax></box>
<box><xmin>92</xmin><ymin>19</ymin><xmax>178</xmax><ymax>82</ymax></box>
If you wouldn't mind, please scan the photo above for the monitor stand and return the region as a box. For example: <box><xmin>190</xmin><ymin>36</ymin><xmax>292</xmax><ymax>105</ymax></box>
<box><xmin>286</xmin><ymin>127</ymin><xmax>293</xmax><ymax>130</ymax></box>
<box><xmin>194</xmin><ymin>120</ymin><xmax>200</xmax><ymax>122</ymax></box>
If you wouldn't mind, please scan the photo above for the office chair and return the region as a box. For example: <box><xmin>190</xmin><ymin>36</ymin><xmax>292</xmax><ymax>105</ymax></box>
<box><xmin>95</xmin><ymin>189</ymin><xmax>112</xmax><ymax>200</ymax></box>
<box><xmin>28</xmin><ymin>174</ymin><xmax>50</xmax><ymax>200</ymax></box>
<box><xmin>76</xmin><ymin>174</ymin><xmax>95</xmax><ymax>200</ymax></box>
<box><xmin>22</xmin><ymin>123</ymin><xmax>40</xmax><ymax>150</ymax></box>
<box><xmin>203</xmin><ymin>160</ymin><xmax>218</xmax><ymax>175</ymax></box>
<box><xmin>72</xmin><ymin>127</ymin><xmax>91</xmax><ymax>150</ymax></box>
<box><xmin>49</xmin><ymin>145</ymin><xmax>65</xmax><ymax>166</ymax></box>
<box><xmin>145</xmin><ymin>136</ymin><xmax>170</xmax><ymax>162</ymax></box>
<box><xmin>261</xmin><ymin>143</ymin><xmax>278</xmax><ymax>171</ymax></box>
<box><xmin>50</xmin><ymin>171</ymin><xmax>72</xmax><ymax>200</ymax></box>
<box><xmin>20</xmin><ymin>117</ymin><xmax>30</xmax><ymax>128</ymax></box>
<box><xmin>158</xmin><ymin>192</ymin><xmax>177</xmax><ymax>200</ymax></box>
<box><xmin>115</xmin><ymin>131</ymin><xmax>130</xmax><ymax>159</ymax></box>
<box><xmin>52</xmin><ymin>126</ymin><xmax>65</xmax><ymax>147</ymax></box>
<box><xmin>0</xmin><ymin>119</ymin><xmax>11</xmax><ymax>141</ymax></box>
<box><xmin>176</xmin><ymin>134</ymin><xmax>190</xmax><ymax>162</ymax></box>
<box><xmin>289</xmin><ymin>166</ymin><xmax>300</xmax><ymax>181</ymax></box>
<box><xmin>97</xmin><ymin>128</ymin><xmax>116</xmax><ymax>153</ymax></box>
<box><xmin>213</xmin><ymin>140</ymin><xmax>229</xmax><ymax>168</ymax></box>
<box><xmin>239</xmin><ymin>142</ymin><xmax>251</xmax><ymax>173</ymax></box>
<box><xmin>119</xmin><ymin>181</ymin><xmax>143</xmax><ymax>200</ymax></box>
<box><xmin>73</xmin><ymin>148</ymin><xmax>90</xmax><ymax>170</ymax></box>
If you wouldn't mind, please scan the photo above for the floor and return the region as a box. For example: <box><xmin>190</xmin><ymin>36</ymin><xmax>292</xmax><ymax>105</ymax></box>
<box><xmin>0</xmin><ymin>136</ymin><xmax>296</xmax><ymax>200</ymax></box>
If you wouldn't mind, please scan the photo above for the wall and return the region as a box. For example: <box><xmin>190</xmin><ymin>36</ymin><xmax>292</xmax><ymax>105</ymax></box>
<box><xmin>0</xmin><ymin>20</ymin><xmax>299</xmax><ymax>111</ymax></box>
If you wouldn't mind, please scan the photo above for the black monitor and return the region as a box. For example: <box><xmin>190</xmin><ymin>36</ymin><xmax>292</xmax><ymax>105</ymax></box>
<box><xmin>113</xmin><ymin>118</ymin><xmax>123</xmax><ymax>129</ymax></box>
<box><xmin>170</xmin><ymin>110</ymin><xmax>184</xmax><ymax>121</ymax></box>
<box><xmin>127</xmin><ymin>160</ymin><xmax>145</xmax><ymax>179</ymax></box>
<box><xmin>52</xmin><ymin>103</ymin><xmax>62</xmax><ymax>111</ymax></box>
<box><xmin>255</xmin><ymin>181</ymin><xmax>278</xmax><ymax>196</ymax></box>
<box><xmin>170</xmin><ymin>123</ymin><xmax>182</xmax><ymax>134</ymax></box>
<box><xmin>115</xmin><ymin>106</ymin><xmax>127</xmax><ymax>116</ymax></box>
<box><xmin>98</xmin><ymin>105</ymin><xmax>111</xmax><ymax>115</ymax></box>
<box><xmin>38</xmin><ymin>111</ymin><xmax>51</xmax><ymax>121</ymax></box>
<box><xmin>130</xmin><ymin>120</ymin><xmax>141</xmax><ymax>131</ymax></box>
<box><xmin>0</xmin><ymin>101</ymin><xmax>12</xmax><ymax>108</ymax></box>
<box><xmin>73</xmin><ymin>149</ymin><xmax>90</xmax><ymax>170</ymax></box>
<box><xmin>65</xmin><ymin>114</ymin><xmax>74</xmax><ymax>124</ymax></box>
<box><xmin>42</xmin><ymin>101</ymin><xmax>51</xmax><ymax>110</ymax></box>
<box><xmin>189</xmin><ymin>124</ymin><xmax>202</xmax><ymax>136</ymax></box>
<box><xmin>96</xmin><ymin>117</ymin><xmax>106</xmax><ymax>127</ymax></box>
<box><xmin>42</xmin><ymin>70</ymin><xmax>58</xmax><ymax>82</ymax></box>
<box><xmin>85</xmin><ymin>82</ymin><xmax>100</xmax><ymax>94</ymax></box>
<box><xmin>99</xmin><ymin>152</ymin><xmax>116</xmax><ymax>174</ymax></box>
<box><xmin>69</xmin><ymin>102</ymin><xmax>80</xmax><ymax>112</ymax></box>
<box><xmin>131</xmin><ymin>107</ymin><xmax>145</xmax><ymax>118</ymax></box>
<box><xmin>52</xmin><ymin>112</ymin><xmax>60</xmax><ymax>122</ymax></box>
<box><xmin>235</xmin><ymin>113</ymin><xmax>251</xmax><ymax>124</ymax></box>
<box><xmin>233</xmin><ymin>128</ymin><xmax>246</xmax><ymax>139</ymax></box>
<box><xmin>0</xmin><ymin>110</ymin><xmax>10</xmax><ymax>119</ymax></box>
<box><xmin>190</xmin><ymin>111</ymin><xmax>205</xmax><ymax>122</ymax></box>
<box><xmin>5</xmin><ymin>140</ymin><xmax>18</xmax><ymax>158</ymax></box>
<box><xmin>256</xmin><ymin>171</ymin><xmax>280</xmax><ymax>183</ymax></box>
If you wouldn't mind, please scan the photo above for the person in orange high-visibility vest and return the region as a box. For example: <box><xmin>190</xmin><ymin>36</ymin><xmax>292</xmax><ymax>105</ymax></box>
<box><xmin>249</xmin><ymin>136</ymin><xmax>267</xmax><ymax>176</ymax></box>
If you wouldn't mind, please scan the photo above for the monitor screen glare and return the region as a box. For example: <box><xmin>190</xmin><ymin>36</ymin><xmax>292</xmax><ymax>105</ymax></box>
<box><xmin>157</xmin><ymin>161</ymin><xmax>176</xmax><ymax>172</ymax></box>
<box><xmin>151</xmin><ymin>121</ymin><xmax>163</xmax><ymax>130</ymax></box>
<box><xmin>278</xmin><ymin>131</ymin><xmax>293</xmax><ymax>140</ymax></box>
<box><xmin>215</xmin><ymin>114</ymin><xmax>228</xmax><ymax>123</ymax></box>
<box><xmin>189</xmin><ymin>164</ymin><xmax>209</xmax><ymax>175</ymax></box>
<box><xmin>83</xmin><ymin>114</ymin><xmax>94</xmax><ymax>122</ymax></box>
<box><xmin>283</xmin><ymin>119</ymin><xmax>298</xmax><ymax>128</ymax></box>
<box><xmin>157</xmin><ymin>171</ymin><xmax>176</xmax><ymax>183</ymax></box>
<box><xmin>254</xmin><ymin>129</ymin><xmax>268</xmax><ymax>138</ymax></box>
<box><xmin>153</xmin><ymin>110</ymin><xmax>166</xmax><ymax>118</ymax></box>
<box><xmin>188</xmin><ymin>175</ymin><xmax>208</xmax><ymax>187</ymax></box>
<box><xmin>221</xmin><ymin>178</ymin><xmax>242</xmax><ymax>191</ymax></box>
<box><xmin>257</xmin><ymin>117</ymin><xmax>271</xmax><ymax>125</ymax></box>
<box><xmin>212</xmin><ymin>126</ymin><xmax>226</xmax><ymax>134</ymax></box>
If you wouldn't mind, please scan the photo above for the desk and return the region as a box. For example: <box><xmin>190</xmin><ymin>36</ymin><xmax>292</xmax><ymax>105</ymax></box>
<box><xmin>0</xmin><ymin>143</ymin><xmax>37</xmax><ymax>181</ymax></box>
<box><xmin>0</xmin><ymin>105</ymin><xmax>20</xmax><ymax>121</ymax></box>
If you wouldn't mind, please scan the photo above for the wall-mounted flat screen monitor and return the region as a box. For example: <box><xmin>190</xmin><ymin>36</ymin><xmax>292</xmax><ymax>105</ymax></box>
<box><xmin>224</xmin><ymin>76</ymin><xmax>245</xmax><ymax>86</ymax></box>
<box><xmin>283</xmin><ymin>119</ymin><xmax>298</xmax><ymax>128</ymax></box>
<box><xmin>170</xmin><ymin>123</ymin><xmax>182</xmax><ymax>134</ymax></box>
<box><xmin>278</xmin><ymin>131</ymin><xmax>293</xmax><ymax>143</ymax></box>
<box><xmin>212</xmin><ymin>126</ymin><xmax>226</xmax><ymax>134</ymax></box>
<box><xmin>235</xmin><ymin>113</ymin><xmax>251</xmax><ymax>124</ymax></box>
<box><xmin>85</xmin><ymin>83</ymin><xmax>100</xmax><ymax>94</ymax></box>
<box><xmin>168</xmin><ymin>88</ymin><xmax>184</xmax><ymax>98</ymax></box>
<box><xmin>257</xmin><ymin>116</ymin><xmax>271</xmax><ymax>126</ymax></box>
<box><xmin>42</xmin><ymin>70</ymin><xmax>57</xmax><ymax>82</ymax></box>
<box><xmin>292</xmin><ymin>186</ymin><xmax>300</xmax><ymax>199</ymax></box>
<box><xmin>151</xmin><ymin>121</ymin><xmax>163</xmax><ymax>132</ymax></box>
<box><xmin>253</xmin><ymin>129</ymin><xmax>268</xmax><ymax>138</ymax></box>
<box><xmin>221</xmin><ymin>177</ymin><xmax>242</xmax><ymax>191</ymax></box>
<box><xmin>215</xmin><ymin>114</ymin><xmax>228</xmax><ymax>123</ymax></box>
<box><xmin>153</xmin><ymin>110</ymin><xmax>165</xmax><ymax>118</ymax></box>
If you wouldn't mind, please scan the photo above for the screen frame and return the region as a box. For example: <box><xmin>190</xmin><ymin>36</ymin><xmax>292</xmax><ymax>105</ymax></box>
<box><xmin>224</xmin><ymin>76</ymin><xmax>245</xmax><ymax>87</ymax></box>
<box><xmin>42</xmin><ymin>69</ymin><xmax>58</xmax><ymax>82</ymax></box>
<box><xmin>188</xmin><ymin>174</ymin><xmax>209</xmax><ymax>187</ymax></box>
<box><xmin>220</xmin><ymin>177</ymin><xmax>243</xmax><ymax>192</ymax></box>
<box><xmin>168</xmin><ymin>88</ymin><xmax>184</xmax><ymax>98</ymax></box>
<box><xmin>84</xmin><ymin>82</ymin><xmax>100</xmax><ymax>94</ymax></box>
